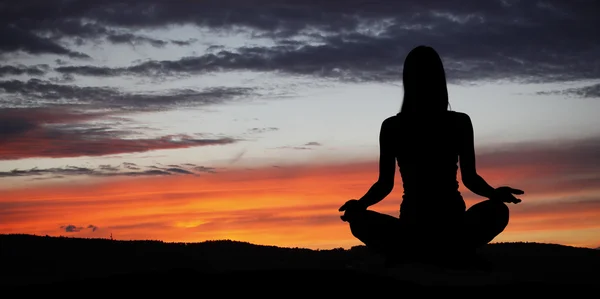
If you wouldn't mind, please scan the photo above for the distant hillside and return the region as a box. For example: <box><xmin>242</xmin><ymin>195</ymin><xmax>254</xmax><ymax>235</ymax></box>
<box><xmin>1</xmin><ymin>234</ymin><xmax>599</xmax><ymax>293</ymax></box>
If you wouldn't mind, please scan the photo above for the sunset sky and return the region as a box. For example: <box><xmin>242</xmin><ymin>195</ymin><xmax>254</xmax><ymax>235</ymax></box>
<box><xmin>1</xmin><ymin>0</ymin><xmax>599</xmax><ymax>249</ymax></box>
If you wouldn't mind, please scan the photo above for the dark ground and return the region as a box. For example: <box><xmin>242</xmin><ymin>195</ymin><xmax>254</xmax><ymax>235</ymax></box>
<box><xmin>1</xmin><ymin>234</ymin><xmax>598</xmax><ymax>295</ymax></box>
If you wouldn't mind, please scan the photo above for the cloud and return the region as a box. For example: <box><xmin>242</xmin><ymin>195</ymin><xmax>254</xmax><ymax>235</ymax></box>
<box><xmin>227</xmin><ymin>150</ymin><xmax>247</xmax><ymax>165</ymax></box>
<box><xmin>0</xmin><ymin>64</ymin><xmax>48</xmax><ymax>77</ymax></box>
<box><xmin>0</xmin><ymin>6</ymin><xmax>197</xmax><ymax>58</ymax></box>
<box><xmin>247</xmin><ymin>127</ymin><xmax>279</xmax><ymax>134</ymax></box>
<box><xmin>170</xmin><ymin>39</ymin><xmax>198</xmax><ymax>46</ymax></box>
<box><xmin>106</xmin><ymin>33</ymin><xmax>168</xmax><ymax>48</ymax></box>
<box><xmin>0</xmin><ymin>107</ymin><xmax>238</xmax><ymax>160</ymax></box>
<box><xmin>0</xmin><ymin>162</ymin><xmax>217</xmax><ymax>179</ymax></box>
<box><xmin>0</xmin><ymin>107</ymin><xmax>110</xmax><ymax>140</ymax></box>
<box><xmin>0</xmin><ymin>25</ymin><xmax>90</xmax><ymax>59</ymax></box>
<box><xmin>0</xmin><ymin>128</ymin><xmax>237</xmax><ymax>160</ymax></box>
<box><xmin>304</xmin><ymin>142</ymin><xmax>321</xmax><ymax>146</ymax></box>
<box><xmin>273</xmin><ymin>142</ymin><xmax>322</xmax><ymax>150</ymax></box>
<box><xmin>274</xmin><ymin>146</ymin><xmax>312</xmax><ymax>150</ymax></box>
<box><xmin>60</xmin><ymin>224</ymin><xmax>98</xmax><ymax>233</ymax></box>
<box><xmin>537</xmin><ymin>83</ymin><xmax>600</xmax><ymax>99</ymax></box>
<box><xmin>105</xmin><ymin>33</ymin><xmax>197</xmax><ymax>48</ymax></box>
<box><xmin>1</xmin><ymin>1</ymin><xmax>597</xmax><ymax>83</ymax></box>
<box><xmin>61</xmin><ymin>225</ymin><xmax>83</xmax><ymax>232</ymax></box>
<box><xmin>0</xmin><ymin>79</ymin><xmax>255</xmax><ymax>111</ymax></box>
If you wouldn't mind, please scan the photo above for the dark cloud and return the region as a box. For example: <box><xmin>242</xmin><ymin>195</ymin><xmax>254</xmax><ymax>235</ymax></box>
<box><xmin>0</xmin><ymin>79</ymin><xmax>255</xmax><ymax>110</ymax></box>
<box><xmin>0</xmin><ymin>107</ymin><xmax>109</xmax><ymax>141</ymax></box>
<box><xmin>0</xmin><ymin>162</ymin><xmax>217</xmax><ymax>179</ymax></box>
<box><xmin>304</xmin><ymin>142</ymin><xmax>321</xmax><ymax>146</ymax></box>
<box><xmin>0</xmin><ymin>107</ymin><xmax>238</xmax><ymax>160</ymax></box>
<box><xmin>0</xmin><ymin>127</ymin><xmax>237</xmax><ymax>160</ymax></box>
<box><xmin>61</xmin><ymin>225</ymin><xmax>83</xmax><ymax>232</ymax></box>
<box><xmin>54</xmin><ymin>29</ymin><xmax>599</xmax><ymax>83</ymax></box>
<box><xmin>0</xmin><ymin>64</ymin><xmax>48</xmax><ymax>77</ymax></box>
<box><xmin>170</xmin><ymin>39</ymin><xmax>198</xmax><ymax>46</ymax></box>
<box><xmin>537</xmin><ymin>83</ymin><xmax>600</xmax><ymax>99</ymax></box>
<box><xmin>48</xmin><ymin>73</ymin><xmax>76</xmax><ymax>84</ymax></box>
<box><xmin>247</xmin><ymin>127</ymin><xmax>279</xmax><ymax>134</ymax></box>
<box><xmin>0</xmin><ymin>1</ymin><xmax>596</xmax><ymax>82</ymax></box>
<box><xmin>60</xmin><ymin>224</ymin><xmax>98</xmax><ymax>233</ymax></box>
<box><xmin>0</xmin><ymin>25</ymin><xmax>90</xmax><ymax>59</ymax></box>
<box><xmin>191</xmin><ymin>165</ymin><xmax>218</xmax><ymax>173</ymax></box>
<box><xmin>55</xmin><ymin>66</ymin><xmax>119</xmax><ymax>77</ymax></box>
<box><xmin>105</xmin><ymin>36</ymin><xmax>198</xmax><ymax>48</ymax></box>
<box><xmin>164</xmin><ymin>167</ymin><xmax>194</xmax><ymax>175</ymax></box>
<box><xmin>0</xmin><ymin>6</ymin><xmax>197</xmax><ymax>57</ymax></box>
<box><xmin>106</xmin><ymin>33</ymin><xmax>168</xmax><ymax>48</ymax></box>
<box><xmin>273</xmin><ymin>141</ymin><xmax>322</xmax><ymax>150</ymax></box>
<box><xmin>0</xmin><ymin>0</ymin><xmax>594</xmax><ymax>83</ymax></box>
<box><xmin>274</xmin><ymin>146</ymin><xmax>313</xmax><ymax>150</ymax></box>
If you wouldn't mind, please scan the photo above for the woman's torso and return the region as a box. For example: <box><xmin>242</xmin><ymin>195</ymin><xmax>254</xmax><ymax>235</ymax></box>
<box><xmin>387</xmin><ymin>111</ymin><xmax>467</xmax><ymax>225</ymax></box>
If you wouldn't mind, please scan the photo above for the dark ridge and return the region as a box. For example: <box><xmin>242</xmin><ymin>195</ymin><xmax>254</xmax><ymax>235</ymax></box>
<box><xmin>1</xmin><ymin>234</ymin><xmax>598</xmax><ymax>294</ymax></box>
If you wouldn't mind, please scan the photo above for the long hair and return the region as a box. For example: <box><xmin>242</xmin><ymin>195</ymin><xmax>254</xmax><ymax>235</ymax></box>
<box><xmin>399</xmin><ymin>46</ymin><xmax>450</xmax><ymax>114</ymax></box>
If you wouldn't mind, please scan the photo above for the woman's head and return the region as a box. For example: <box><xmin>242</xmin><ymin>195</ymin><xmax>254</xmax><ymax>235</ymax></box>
<box><xmin>400</xmin><ymin>46</ymin><xmax>449</xmax><ymax>114</ymax></box>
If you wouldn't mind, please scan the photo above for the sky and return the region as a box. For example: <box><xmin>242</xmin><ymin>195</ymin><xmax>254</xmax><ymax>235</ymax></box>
<box><xmin>1</xmin><ymin>0</ymin><xmax>599</xmax><ymax>249</ymax></box>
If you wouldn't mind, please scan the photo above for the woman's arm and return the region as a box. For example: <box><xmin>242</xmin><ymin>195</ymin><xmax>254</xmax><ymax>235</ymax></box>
<box><xmin>357</xmin><ymin>118</ymin><xmax>396</xmax><ymax>208</ymax></box>
<box><xmin>458</xmin><ymin>113</ymin><xmax>497</xmax><ymax>198</ymax></box>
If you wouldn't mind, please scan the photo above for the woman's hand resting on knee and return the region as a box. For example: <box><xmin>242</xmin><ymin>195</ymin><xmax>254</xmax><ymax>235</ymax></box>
<box><xmin>339</xmin><ymin>199</ymin><xmax>368</xmax><ymax>222</ymax></box>
<box><xmin>490</xmin><ymin>186</ymin><xmax>524</xmax><ymax>204</ymax></box>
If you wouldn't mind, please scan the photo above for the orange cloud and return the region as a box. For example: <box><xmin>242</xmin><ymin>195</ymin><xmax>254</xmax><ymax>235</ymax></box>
<box><xmin>1</xmin><ymin>137</ymin><xmax>599</xmax><ymax>249</ymax></box>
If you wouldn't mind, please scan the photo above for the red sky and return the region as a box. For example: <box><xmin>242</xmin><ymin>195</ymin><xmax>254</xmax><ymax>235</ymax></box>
<box><xmin>2</xmin><ymin>139</ymin><xmax>599</xmax><ymax>249</ymax></box>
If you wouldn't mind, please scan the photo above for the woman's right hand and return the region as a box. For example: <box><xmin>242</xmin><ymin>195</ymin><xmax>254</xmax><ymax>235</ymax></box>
<box><xmin>339</xmin><ymin>199</ymin><xmax>367</xmax><ymax>222</ymax></box>
<box><xmin>491</xmin><ymin>186</ymin><xmax>524</xmax><ymax>204</ymax></box>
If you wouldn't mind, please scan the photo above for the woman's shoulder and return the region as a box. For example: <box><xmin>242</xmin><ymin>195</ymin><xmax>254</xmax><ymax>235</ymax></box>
<box><xmin>448</xmin><ymin>110</ymin><xmax>468</xmax><ymax>117</ymax></box>
<box><xmin>448</xmin><ymin>111</ymin><xmax>472</xmax><ymax>124</ymax></box>
<box><xmin>383</xmin><ymin>114</ymin><xmax>406</xmax><ymax>128</ymax></box>
<box><xmin>384</xmin><ymin>114</ymin><xmax>399</xmax><ymax>123</ymax></box>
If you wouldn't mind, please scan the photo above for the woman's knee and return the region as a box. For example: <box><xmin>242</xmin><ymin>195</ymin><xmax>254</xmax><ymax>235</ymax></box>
<box><xmin>485</xmin><ymin>200</ymin><xmax>510</xmax><ymax>231</ymax></box>
<box><xmin>349</xmin><ymin>221</ymin><xmax>366</xmax><ymax>240</ymax></box>
<box><xmin>472</xmin><ymin>199</ymin><xmax>508</xmax><ymax>214</ymax></box>
<box><xmin>492</xmin><ymin>200</ymin><xmax>509</xmax><ymax>221</ymax></box>
<box><xmin>467</xmin><ymin>200</ymin><xmax>509</xmax><ymax>228</ymax></box>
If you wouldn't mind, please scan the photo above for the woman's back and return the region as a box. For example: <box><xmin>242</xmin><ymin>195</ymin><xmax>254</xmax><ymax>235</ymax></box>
<box><xmin>389</xmin><ymin>110</ymin><xmax>467</xmax><ymax>222</ymax></box>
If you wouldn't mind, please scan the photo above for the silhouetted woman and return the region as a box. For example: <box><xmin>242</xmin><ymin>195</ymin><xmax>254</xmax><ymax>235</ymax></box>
<box><xmin>339</xmin><ymin>45</ymin><xmax>524</xmax><ymax>268</ymax></box>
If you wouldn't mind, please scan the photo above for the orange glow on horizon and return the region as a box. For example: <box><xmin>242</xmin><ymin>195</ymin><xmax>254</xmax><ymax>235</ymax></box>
<box><xmin>1</xmin><ymin>159</ymin><xmax>599</xmax><ymax>249</ymax></box>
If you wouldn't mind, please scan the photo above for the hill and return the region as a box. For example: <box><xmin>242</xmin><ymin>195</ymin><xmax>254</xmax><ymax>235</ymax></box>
<box><xmin>1</xmin><ymin>234</ymin><xmax>598</xmax><ymax>294</ymax></box>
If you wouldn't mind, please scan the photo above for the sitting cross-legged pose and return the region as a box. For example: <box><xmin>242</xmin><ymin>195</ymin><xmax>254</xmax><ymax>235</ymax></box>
<box><xmin>339</xmin><ymin>45</ymin><xmax>524</xmax><ymax>269</ymax></box>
